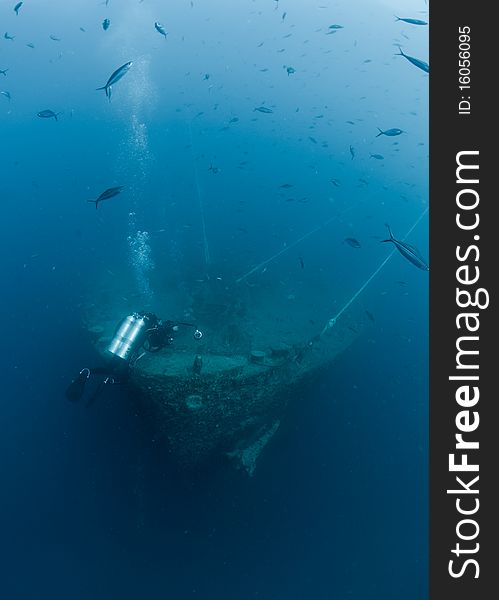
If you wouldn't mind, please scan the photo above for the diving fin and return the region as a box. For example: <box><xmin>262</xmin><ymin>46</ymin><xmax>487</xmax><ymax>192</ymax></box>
<box><xmin>85</xmin><ymin>376</ymin><xmax>113</xmax><ymax>407</ymax></box>
<box><xmin>65</xmin><ymin>368</ymin><xmax>90</xmax><ymax>402</ymax></box>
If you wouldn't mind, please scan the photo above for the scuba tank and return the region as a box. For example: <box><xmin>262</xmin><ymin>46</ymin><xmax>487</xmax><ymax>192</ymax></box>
<box><xmin>107</xmin><ymin>312</ymin><xmax>151</xmax><ymax>362</ymax></box>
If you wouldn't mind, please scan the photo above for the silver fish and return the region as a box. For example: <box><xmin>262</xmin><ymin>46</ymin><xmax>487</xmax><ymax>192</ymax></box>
<box><xmin>254</xmin><ymin>106</ymin><xmax>273</xmax><ymax>113</ymax></box>
<box><xmin>376</xmin><ymin>127</ymin><xmax>403</xmax><ymax>137</ymax></box>
<box><xmin>1</xmin><ymin>90</ymin><xmax>11</xmax><ymax>101</ymax></box>
<box><xmin>88</xmin><ymin>186</ymin><xmax>124</xmax><ymax>209</ymax></box>
<box><xmin>154</xmin><ymin>22</ymin><xmax>167</xmax><ymax>38</ymax></box>
<box><xmin>344</xmin><ymin>237</ymin><xmax>361</xmax><ymax>248</ymax></box>
<box><xmin>381</xmin><ymin>224</ymin><xmax>428</xmax><ymax>271</ymax></box>
<box><xmin>396</xmin><ymin>47</ymin><xmax>429</xmax><ymax>73</ymax></box>
<box><xmin>96</xmin><ymin>61</ymin><xmax>133</xmax><ymax>99</ymax></box>
<box><xmin>37</xmin><ymin>109</ymin><xmax>59</xmax><ymax>121</ymax></box>
<box><xmin>395</xmin><ymin>16</ymin><xmax>428</xmax><ymax>26</ymax></box>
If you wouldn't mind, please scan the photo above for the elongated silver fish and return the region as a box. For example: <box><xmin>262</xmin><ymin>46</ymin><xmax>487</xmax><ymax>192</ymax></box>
<box><xmin>381</xmin><ymin>224</ymin><xmax>428</xmax><ymax>271</ymax></box>
<box><xmin>396</xmin><ymin>47</ymin><xmax>429</xmax><ymax>73</ymax></box>
<box><xmin>88</xmin><ymin>186</ymin><xmax>124</xmax><ymax>209</ymax></box>
<box><xmin>96</xmin><ymin>61</ymin><xmax>132</xmax><ymax>99</ymax></box>
<box><xmin>14</xmin><ymin>2</ymin><xmax>23</xmax><ymax>16</ymax></box>
<box><xmin>395</xmin><ymin>16</ymin><xmax>427</xmax><ymax>26</ymax></box>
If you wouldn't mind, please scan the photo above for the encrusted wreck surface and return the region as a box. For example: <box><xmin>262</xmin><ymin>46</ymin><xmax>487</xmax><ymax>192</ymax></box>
<box><xmin>85</xmin><ymin>276</ymin><xmax>364</xmax><ymax>474</ymax></box>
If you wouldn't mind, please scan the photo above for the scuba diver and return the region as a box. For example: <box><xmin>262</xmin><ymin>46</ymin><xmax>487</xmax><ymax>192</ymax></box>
<box><xmin>65</xmin><ymin>311</ymin><xmax>202</xmax><ymax>406</ymax></box>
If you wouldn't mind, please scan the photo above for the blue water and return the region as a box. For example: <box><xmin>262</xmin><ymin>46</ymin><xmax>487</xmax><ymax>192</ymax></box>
<box><xmin>1</xmin><ymin>1</ymin><xmax>428</xmax><ymax>598</ymax></box>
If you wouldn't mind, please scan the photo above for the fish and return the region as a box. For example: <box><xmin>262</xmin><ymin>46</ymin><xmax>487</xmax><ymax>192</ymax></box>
<box><xmin>208</xmin><ymin>165</ymin><xmax>220</xmax><ymax>174</ymax></box>
<box><xmin>37</xmin><ymin>109</ymin><xmax>60</xmax><ymax>121</ymax></box>
<box><xmin>26</xmin><ymin>42</ymin><xmax>35</xmax><ymax>48</ymax></box>
<box><xmin>381</xmin><ymin>224</ymin><xmax>429</xmax><ymax>271</ymax></box>
<box><xmin>299</xmin><ymin>257</ymin><xmax>305</xmax><ymax>269</ymax></box>
<box><xmin>395</xmin><ymin>16</ymin><xmax>428</xmax><ymax>26</ymax></box>
<box><xmin>14</xmin><ymin>2</ymin><xmax>23</xmax><ymax>15</ymax></box>
<box><xmin>50</xmin><ymin>35</ymin><xmax>61</xmax><ymax>41</ymax></box>
<box><xmin>349</xmin><ymin>145</ymin><xmax>355</xmax><ymax>160</ymax></box>
<box><xmin>280</xmin><ymin>183</ymin><xmax>293</xmax><ymax>188</ymax></box>
<box><xmin>376</xmin><ymin>127</ymin><xmax>403</xmax><ymax>137</ymax></box>
<box><xmin>102</xmin><ymin>19</ymin><xmax>110</xmax><ymax>31</ymax></box>
<box><xmin>309</xmin><ymin>136</ymin><xmax>317</xmax><ymax>144</ymax></box>
<box><xmin>1</xmin><ymin>91</ymin><xmax>11</xmax><ymax>101</ymax></box>
<box><xmin>229</xmin><ymin>117</ymin><xmax>239</xmax><ymax>123</ymax></box>
<box><xmin>396</xmin><ymin>47</ymin><xmax>429</xmax><ymax>73</ymax></box>
<box><xmin>80</xmin><ymin>27</ymin><xmax>86</xmax><ymax>32</ymax></box>
<box><xmin>329</xmin><ymin>24</ymin><xmax>344</xmax><ymax>29</ymax></box>
<box><xmin>365</xmin><ymin>310</ymin><xmax>375</xmax><ymax>323</ymax></box>
<box><xmin>88</xmin><ymin>186</ymin><xmax>124</xmax><ymax>209</ymax></box>
<box><xmin>0</xmin><ymin>69</ymin><xmax>8</xmax><ymax>76</ymax></box>
<box><xmin>96</xmin><ymin>61</ymin><xmax>133</xmax><ymax>99</ymax></box>
<box><xmin>254</xmin><ymin>106</ymin><xmax>273</xmax><ymax>113</ymax></box>
<box><xmin>4</xmin><ymin>32</ymin><xmax>15</xmax><ymax>40</ymax></box>
<box><xmin>155</xmin><ymin>22</ymin><xmax>168</xmax><ymax>38</ymax></box>
<box><xmin>344</xmin><ymin>237</ymin><xmax>361</xmax><ymax>248</ymax></box>
<box><xmin>286</xmin><ymin>66</ymin><xmax>295</xmax><ymax>75</ymax></box>
<box><xmin>330</xmin><ymin>178</ymin><xmax>340</xmax><ymax>187</ymax></box>
<box><xmin>370</xmin><ymin>153</ymin><xmax>384</xmax><ymax>160</ymax></box>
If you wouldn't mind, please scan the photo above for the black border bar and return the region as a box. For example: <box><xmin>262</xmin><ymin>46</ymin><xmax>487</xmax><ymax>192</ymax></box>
<box><xmin>430</xmin><ymin>3</ymin><xmax>497</xmax><ymax>598</ymax></box>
